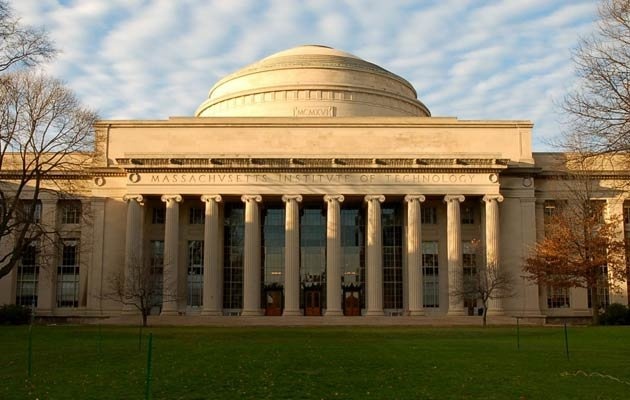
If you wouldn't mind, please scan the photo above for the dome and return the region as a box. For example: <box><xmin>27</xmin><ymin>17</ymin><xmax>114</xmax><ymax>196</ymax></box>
<box><xmin>195</xmin><ymin>45</ymin><xmax>430</xmax><ymax>118</ymax></box>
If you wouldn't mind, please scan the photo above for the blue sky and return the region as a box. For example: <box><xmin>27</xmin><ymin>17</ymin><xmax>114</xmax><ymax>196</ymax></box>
<box><xmin>14</xmin><ymin>0</ymin><xmax>599</xmax><ymax>150</ymax></box>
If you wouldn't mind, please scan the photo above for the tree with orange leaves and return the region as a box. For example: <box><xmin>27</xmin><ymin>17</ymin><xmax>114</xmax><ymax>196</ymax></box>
<box><xmin>524</xmin><ymin>186</ymin><xmax>627</xmax><ymax>324</ymax></box>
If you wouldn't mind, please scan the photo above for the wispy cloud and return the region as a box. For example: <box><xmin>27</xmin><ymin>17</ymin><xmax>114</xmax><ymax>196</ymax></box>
<box><xmin>12</xmin><ymin>0</ymin><xmax>598</xmax><ymax>149</ymax></box>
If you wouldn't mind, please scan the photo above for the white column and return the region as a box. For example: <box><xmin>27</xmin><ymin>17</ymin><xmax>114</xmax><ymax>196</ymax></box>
<box><xmin>445</xmin><ymin>195</ymin><xmax>465</xmax><ymax>316</ymax></box>
<box><xmin>365</xmin><ymin>195</ymin><xmax>385</xmax><ymax>316</ymax></box>
<box><xmin>324</xmin><ymin>194</ymin><xmax>344</xmax><ymax>316</ymax></box>
<box><xmin>122</xmin><ymin>195</ymin><xmax>143</xmax><ymax>314</ymax></box>
<box><xmin>282</xmin><ymin>194</ymin><xmax>302</xmax><ymax>316</ymax></box>
<box><xmin>241</xmin><ymin>195</ymin><xmax>262</xmax><ymax>316</ymax></box>
<box><xmin>484</xmin><ymin>194</ymin><xmax>504</xmax><ymax>315</ymax></box>
<box><xmin>201</xmin><ymin>195</ymin><xmax>222</xmax><ymax>316</ymax></box>
<box><xmin>405</xmin><ymin>195</ymin><xmax>426</xmax><ymax>316</ymax></box>
<box><xmin>160</xmin><ymin>194</ymin><xmax>182</xmax><ymax>316</ymax></box>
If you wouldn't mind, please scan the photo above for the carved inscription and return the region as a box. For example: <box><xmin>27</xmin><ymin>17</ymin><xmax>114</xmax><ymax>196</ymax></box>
<box><xmin>293</xmin><ymin>106</ymin><xmax>335</xmax><ymax>117</ymax></box>
<box><xmin>138</xmin><ymin>173</ymin><xmax>484</xmax><ymax>186</ymax></box>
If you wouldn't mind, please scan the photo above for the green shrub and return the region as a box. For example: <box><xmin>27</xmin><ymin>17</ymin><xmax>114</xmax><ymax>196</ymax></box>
<box><xmin>600</xmin><ymin>303</ymin><xmax>629</xmax><ymax>325</ymax></box>
<box><xmin>0</xmin><ymin>304</ymin><xmax>32</xmax><ymax>325</ymax></box>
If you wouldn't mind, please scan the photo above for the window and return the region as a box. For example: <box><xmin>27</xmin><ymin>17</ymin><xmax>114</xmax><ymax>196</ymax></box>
<box><xmin>587</xmin><ymin>265</ymin><xmax>610</xmax><ymax>310</ymax></box>
<box><xmin>22</xmin><ymin>201</ymin><xmax>42</xmax><ymax>223</ymax></box>
<box><xmin>60</xmin><ymin>201</ymin><xmax>81</xmax><ymax>224</ymax></box>
<box><xmin>547</xmin><ymin>287</ymin><xmax>570</xmax><ymax>308</ymax></box>
<box><xmin>543</xmin><ymin>200</ymin><xmax>557</xmax><ymax>221</ymax></box>
<box><xmin>624</xmin><ymin>204</ymin><xmax>630</xmax><ymax>225</ymax></box>
<box><xmin>150</xmin><ymin>240</ymin><xmax>164</xmax><ymax>269</ymax></box>
<box><xmin>187</xmin><ymin>240</ymin><xmax>203</xmax><ymax>307</ymax></box>
<box><xmin>262</xmin><ymin>208</ymin><xmax>285</xmax><ymax>288</ymax></box>
<box><xmin>421</xmin><ymin>207</ymin><xmax>437</xmax><ymax>224</ymax></box>
<box><xmin>189</xmin><ymin>207</ymin><xmax>204</xmax><ymax>224</ymax></box>
<box><xmin>462</xmin><ymin>241</ymin><xmax>477</xmax><ymax>273</ymax></box>
<box><xmin>57</xmin><ymin>240</ymin><xmax>80</xmax><ymax>307</ymax></box>
<box><xmin>461</xmin><ymin>205</ymin><xmax>474</xmax><ymax>224</ymax></box>
<box><xmin>588</xmin><ymin>200</ymin><xmax>605</xmax><ymax>223</ymax></box>
<box><xmin>422</xmin><ymin>241</ymin><xmax>439</xmax><ymax>308</ymax></box>
<box><xmin>223</xmin><ymin>204</ymin><xmax>244</xmax><ymax>310</ymax></box>
<box><xmin>462</xmin><ymin>241</ymin><xmax>478</xmax><ymax>312</ymax></box>
<box><xmin>300</xmin><ymin>206</ymin><xmax>326</xmax><ymax>308</ymax></box>
<box><xmin>341</xmin><ymin>207</ymin><xmax>365</xmax><ymax>308</ymax></box>
<box><xmin>16</xmin><ymin>244</ymin><xmax>39</xmax><ymax>307</ymax></box>
<box><xmin>149</xmin><ymin>240</ymin><xmax>164</xmax><ymax>310</ymax></box>
<box><xmin>152</xmin><ymin>207</ymin><xmax>165</xmax><ymax>224</ymax></box>
<box><xmin>382</xmin><ymin>204</ymin><xmax>403</xmax><ymax>310</ymax></box>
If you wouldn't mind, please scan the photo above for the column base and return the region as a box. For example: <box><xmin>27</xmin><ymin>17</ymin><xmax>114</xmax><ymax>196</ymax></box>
<box><xmin>408</xmin><ymin>310</ymin><xmax>425</xmax><ymax>317</ymax></box>
<box><xmin>200</xmin><ymin>310</ymin><xmax>222</xmax><ymax>316</ymax></box>
<box><xmin>365</xmin><ymin>309</ymin><xmax>384</xmax><ymax>316</ymax></box>
<box><xmin>122</xmin><ymin>308</ymin><xmax>139</xmax><ymax>316</ymax></box>
<box><xmin>160</xmin><ymin>309</ymin><xmax>179</xmax><ymax>316</ymax></box>
<box><xmin>282</xmin><ymin>309</ymin><xmax>302</xmax><ymax>316</ymax></box>
<box><xmin>324</xmin><ymin>309</ymin><xmax>343</xmax><ymax>316</ymax></box>
<box><xmin>241</xmin><ymin>309</ymin><xmax>263</xmax><ymax>316</ymax></box>
<box><xmin>447</xmin><ymin>309</ymin><xmax>466</xmax><ymax>316</ymax></box>
<box><xmin>486</xmin><ymin>309</ymin><xmax>505</xmax><ymax>316</ymax></box>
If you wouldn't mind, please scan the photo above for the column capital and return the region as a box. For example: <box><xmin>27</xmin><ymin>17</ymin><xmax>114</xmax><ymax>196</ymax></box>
<box><xmin>364</xmin><ymin>194</ymin><xmax>385</xmax><ymax>203</ymax></box>
<box><xmin>482</xmin><ymin>194</ymin><xmax>504</xmax><ymax>203</ymax></box>
<box><xmin>324</xmin><ymin>194</ymin><xmax>345</xmax><ymax>203</ymax></box>
<box><xmin>241</xmin><ymin>194</ymin><xmax>262</xmax><ymax>203</ymax></box>
<box><xmin>443</xmin><ymin>194</ymin><xmax>465</xmax><ymax>203</ymax></box>
<box><xmin>282</xmin><ymin>194</ymin><xmax>303</xmax><ymax>203</ymax></box>
<box><xmin>201</xmin><ymin>194</ymin><xmax>222</xmax><ymax>203</ymax></box>
<box><xmin>404</xmin><ymin>194</ymin><xmax>426</xmax><ymax>203</ymax></box>
<box><xmin>123</xmin><ymin>194</ymin><xmax>144</xmax><ymax>203</ymax></box>
<box><xmin>161</xmin><ymin>194</ymin><xmax>183</xmax><ymax>203</ymax></box>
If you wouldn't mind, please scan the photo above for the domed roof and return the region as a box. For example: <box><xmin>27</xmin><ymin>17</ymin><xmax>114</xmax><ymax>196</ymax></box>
<box><xmin>195</xmin><ymin>45</ymin><xmax>430</xmax><ymax>118</ymax></box>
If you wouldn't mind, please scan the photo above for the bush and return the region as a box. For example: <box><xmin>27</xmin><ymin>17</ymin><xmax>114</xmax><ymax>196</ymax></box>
<box><xmin>600</xmin><ymin>303</ymin><xmax>629</xmax><ymax>325</ymax></box>
<box><xmin>0</xmin><ymin>304</ymin><xmax>32</xmax><ymax>325</ymax></box>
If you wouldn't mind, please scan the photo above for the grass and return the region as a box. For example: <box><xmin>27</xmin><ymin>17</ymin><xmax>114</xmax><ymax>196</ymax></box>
<box><xmin>1</xmin><ymin>325</ymin><xmax>629</xmax><ymax>399</ymax></box>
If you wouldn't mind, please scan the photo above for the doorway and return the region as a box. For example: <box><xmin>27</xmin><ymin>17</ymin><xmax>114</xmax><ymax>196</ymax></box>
<box><xmin>304</xmin><ymin>288</ymin><xmax>322</xmax><ymax>316</ymax></box>
<box><xmin>343</xmin><ymin>290</ymin><xmax>361</xmax><ymax>316</ymax></box>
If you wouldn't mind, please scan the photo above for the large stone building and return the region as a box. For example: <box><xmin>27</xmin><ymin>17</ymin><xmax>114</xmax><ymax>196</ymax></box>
<box><xmin>1</xmin><ymin>45</ymin><xmax>628</xmax><ymax>319</ymax></box>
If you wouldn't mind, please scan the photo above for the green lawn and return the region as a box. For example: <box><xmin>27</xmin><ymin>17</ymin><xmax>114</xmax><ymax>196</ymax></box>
<box><xmin>1</xmin><ymin>325</ymin><xmax>629</xmax><ymax>399</ymax></box>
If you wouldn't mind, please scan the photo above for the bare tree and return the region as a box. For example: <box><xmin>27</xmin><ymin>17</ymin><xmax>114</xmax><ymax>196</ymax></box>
<box><xmin>451</xmin><ymin>239</ymin><xmax>515</xmax><ymax>327</ymax></box>
<box><xmin>0</xmin><ymin>0</ymin><xmax>97</xmax><ymax>280</ymax></box>
<box><xmin>524</xmin><ymin>159</ymin><xmax>627</xmax><ymax>324</ymax></box>
<box><xmin>0</xmin><ymin>0</ymin><xmax>56</xmax><ymax>72</ymax></box>
<box><xmin>0</xmin><ymin>71</ymin><xmax>97</xmax><ymax>279</ymax></box>
<box><xmin>106</xmin><ymin>257</ymin><xmax>173</xmax><ymax>327</ymax></box>
<box><xmin>562</xmin><ymin>0</ymin><xmax>630</xmax><ymax>158</ymax></box>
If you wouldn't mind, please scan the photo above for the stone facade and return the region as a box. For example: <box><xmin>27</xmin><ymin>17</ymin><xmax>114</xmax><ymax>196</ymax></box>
<box><xmin>0</xmin><ymin>45</ymin><xmax>627</xmax><ymax>319</ymax></box>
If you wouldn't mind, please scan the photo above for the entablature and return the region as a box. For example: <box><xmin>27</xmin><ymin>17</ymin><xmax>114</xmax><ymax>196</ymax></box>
<box><xmin>113</xmin><ymin>156</ymin><xmax>510</xmax><ymax>172</ymax></box>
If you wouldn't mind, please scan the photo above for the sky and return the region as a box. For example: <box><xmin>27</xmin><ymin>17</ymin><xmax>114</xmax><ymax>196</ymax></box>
<box><xmin>13</xmin><ymin>0</ymin><xmax>600</xmax><ymax>150</ymax></box>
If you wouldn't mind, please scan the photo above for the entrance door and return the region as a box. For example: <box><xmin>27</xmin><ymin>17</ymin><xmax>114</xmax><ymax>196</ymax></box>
<box><xmin>304</xmin><ymin>290</ymin><xmax>322</xmax><ymax>316</ymax></box>
<box><xmin>344</xmin><ymin>291</ymin><xmax>361</xmax><ymax>316</ymax></box>
<box><xmin>265</xmin><ymin>290</ymin><xmax>283</xmax><ymax>316</ymax></box>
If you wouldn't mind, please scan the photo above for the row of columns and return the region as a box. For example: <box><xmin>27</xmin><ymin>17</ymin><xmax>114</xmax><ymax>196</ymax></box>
<box><xmin>123</xmin><ymin>193</ymin><xmax>504</xmax><ymax>316</ymax></box>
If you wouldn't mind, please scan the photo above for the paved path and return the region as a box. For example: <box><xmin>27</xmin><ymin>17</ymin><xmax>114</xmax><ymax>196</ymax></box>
<box><xmin>91</xmin><ymin>314</ymin><xmax>545</xmax><ymax>327</ymax></box>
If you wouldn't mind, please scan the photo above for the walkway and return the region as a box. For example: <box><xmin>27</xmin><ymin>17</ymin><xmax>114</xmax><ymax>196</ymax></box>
<box><xmin>92</xmin><ymin>314</ymin><xmax>545</xmax><ymax>327</ymax></box>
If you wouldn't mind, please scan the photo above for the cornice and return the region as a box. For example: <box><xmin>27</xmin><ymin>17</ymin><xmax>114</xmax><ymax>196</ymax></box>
<box><xmin>94</xmin><ymin>117</ymin><xmax>533</xmax><ymax>129</ymax></box>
